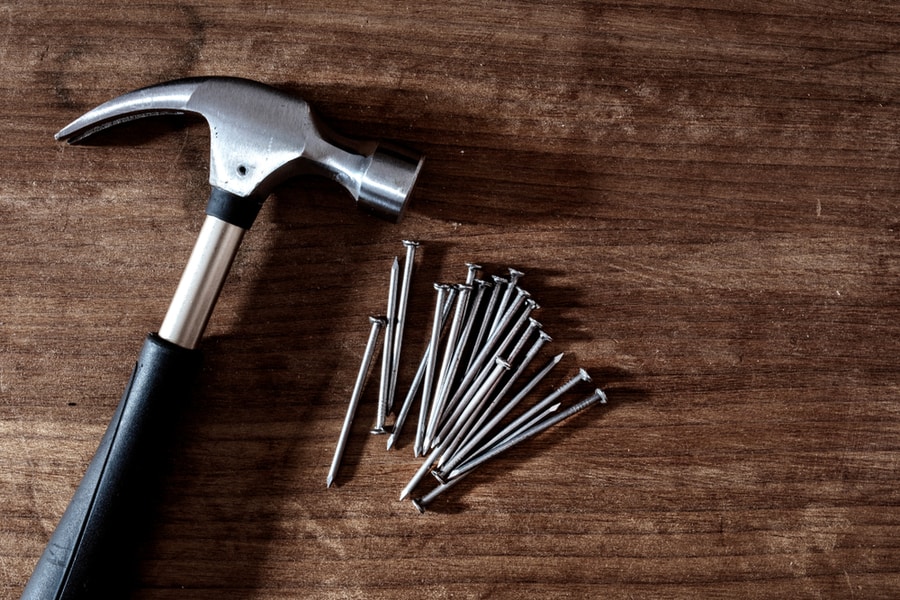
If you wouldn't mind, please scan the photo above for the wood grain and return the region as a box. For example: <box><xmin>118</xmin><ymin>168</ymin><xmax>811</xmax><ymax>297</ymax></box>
<box><xmin>1</xmin><ymin>1</ymin><xmax>898</xmax><ymax>598</ymax></box>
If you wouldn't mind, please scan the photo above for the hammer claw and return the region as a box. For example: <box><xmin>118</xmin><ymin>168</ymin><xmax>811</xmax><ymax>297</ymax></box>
<box><xmin>55</xmin><ymin>78</ymin><xmax>200</xmax><ymax>142</ymax></box>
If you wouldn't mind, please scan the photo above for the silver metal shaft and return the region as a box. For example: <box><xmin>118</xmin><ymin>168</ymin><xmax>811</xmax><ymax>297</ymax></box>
<box><xmin>327</xmin><ymin>316</ymin><xmax>385</xmax><ymax>487</ymax></box>
<box><xmin>415</xmin><ymin>284</ymin><xmax>450</xmax><ymax>457</ymax></box>
<box><xmin>425</xmin><ymin>284</ymin><xmax>471</xmax><ymax>449</ymax></box>
<box><xmin>389</xmin><ymin>241</ymin><xmax>419</xmax><ymax>412</ymax></box>
<box><xmin>373</xmin><ymin>257</ymin><xmax>400</xmax><ymax>434</ymax></box>
<box><xmin>159</xmin><ymin>215</ymin><xmax>245</xmax><ymax>349</ymax></box>
<box><xmin>466</xmin><ymin>277</ymin><xmax>503</xmax><ymax>372</ymax></box>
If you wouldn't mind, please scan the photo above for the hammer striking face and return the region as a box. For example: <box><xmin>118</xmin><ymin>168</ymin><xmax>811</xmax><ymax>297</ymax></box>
<box><xmin>22</xmin><ymin>77</ymin><xmax>423</xmax><ymax>600</ymax></box>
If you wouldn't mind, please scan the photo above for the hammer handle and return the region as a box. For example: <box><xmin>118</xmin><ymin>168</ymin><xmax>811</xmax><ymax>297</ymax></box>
<box><xmin>21</xmin><ymin>334</ymin><xmax>201</xmax><ymax>600</ymax></box>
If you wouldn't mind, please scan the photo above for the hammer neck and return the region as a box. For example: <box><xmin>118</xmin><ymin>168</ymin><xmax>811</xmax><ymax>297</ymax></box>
<box><xmin>205</xmin><ymin>187</ymin><xmax>265</xmax><ymax>229</ymax></box>
<box><xmin>158</xmin><ymin>212</ymin><xmax>247</xmax><ymax>350</ymax></box>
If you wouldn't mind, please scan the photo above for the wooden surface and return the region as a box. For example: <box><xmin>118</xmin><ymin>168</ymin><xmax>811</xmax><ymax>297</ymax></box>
<box><xmin>1</xmin><ymin>1</ymin><xmax>898</xmax><ymax>598</ymax></box>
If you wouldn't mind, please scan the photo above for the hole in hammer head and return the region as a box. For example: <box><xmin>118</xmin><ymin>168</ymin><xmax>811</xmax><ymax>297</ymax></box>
<box><xmin>236</xmin><ymin>165</ymin><xmax>247</xmax><ymax>176</ymax></box>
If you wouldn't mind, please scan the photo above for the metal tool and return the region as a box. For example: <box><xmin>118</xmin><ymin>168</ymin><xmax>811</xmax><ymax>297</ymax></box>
<box><xmin>329</xmin><ymin>316</ymin><xmax>386</xmax><ymax>488</ymax></box>
<box><xmin>22</xmin><ymin>77</ymin><xmax>423</xmax><ymax>599</ymax></box>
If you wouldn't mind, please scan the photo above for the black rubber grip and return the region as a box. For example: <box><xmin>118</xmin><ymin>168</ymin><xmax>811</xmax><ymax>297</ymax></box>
<box><xmin>21</xmin><ymin>334</ymin><xmax>201</xmax><ymax>600</ymax></box>
<box><xmin>205</xmin><ymin>187</ymin><xmax>264</xmax><ymax>229</ymax></box>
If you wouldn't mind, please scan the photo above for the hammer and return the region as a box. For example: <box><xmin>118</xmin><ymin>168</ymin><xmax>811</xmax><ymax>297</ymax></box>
<box><xmin>22</xmin><ymin>77</ymin><xmax>423</xmax><ymax>599</ymax></box>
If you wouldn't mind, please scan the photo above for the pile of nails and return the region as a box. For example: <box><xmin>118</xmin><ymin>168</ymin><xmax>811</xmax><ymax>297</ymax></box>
<box><xmin>328</xmin><ymin>240</ymin><xmax>607</xmax><ymax>512</ymax></box>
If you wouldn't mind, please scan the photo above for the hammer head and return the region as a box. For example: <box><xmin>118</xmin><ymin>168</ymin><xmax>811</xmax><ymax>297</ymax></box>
<box><xmin>56</xmin><ymin>77</ymin><xmax>424</xmax><ymax>222</ymax></box>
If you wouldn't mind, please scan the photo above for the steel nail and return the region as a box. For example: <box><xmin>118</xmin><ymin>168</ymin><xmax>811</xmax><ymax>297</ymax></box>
<box><xmin>442</xmin><ymin>278</ymin><xmax>489</xmax><ymax>395</ymax></box>
<box><xmin>436</xmin><ymin>345</ymin><xmax>560</xmax><ymax>477</ymax></box>
<box><xmin>414</xmin><ymin>283</ymin><xmax>451</xmax><ymax>457</ymax></box>
<box><xmin>449</xmin><ymin>388</ymin><xmax>607</xmax><ymax>479</ymax></box>
<box><xmin>400</xmin><ymin>357</ymin><xmax>509</xmax><ymax>501</ymax></box>
<box><xmin>389</xmin><ymin>240</ymin><xmax>420</xmax><ymax>412</ymax></box>
<box><xmin>489</xmin><ymin>268</ymin><xmax>523</xmax><ymax>337</ymax></box>
<box><xmin>474</xmin><ymin>368</ymin><xmax>591</xmax><ymax>455</ymax></box>
<box><xmin>435</xmin><ymin>322</ymin><xmax>544</xmax><ymax>473</ymax></box>
<box><xmin>467</xmin><ymin>276</ymin><xmax>504</xmax><ymax>371</ymax></box>
<box><xmin>372</xmin><ymin>257</ymin><xmax>400</xmax><ymax>434</ymax></box>
<box><xmin>328</xmin><ymin>315</ymin><xmax>385</xmax><ymax>487</ymax></box>
<box><xmin>387</xmin><ymin>288</ymin><xmax>456</xmax><ymax>451</ymax></box>
<box><xmin>433</xmin><ymin>294</ymin><xmax>535</xmax><ymax>446</ymax></box>
<box><xmin>448</xmin><ymin>287</ymin><xmax>530</xmax><ymax>414</ymax></box>
<box><xmin>426</xmin><ymin>283</ymin><xmax>472</xmax><ymax>448</ymax></box>
<box><xmin>505</xmin><ymin>317</ymin><xmax>541</xmax><ymax>364</ymax></box>
<box><xmin>437</xmin><ymin>358</ymin><xmax>512</xmax><ymax>468</ymax></box>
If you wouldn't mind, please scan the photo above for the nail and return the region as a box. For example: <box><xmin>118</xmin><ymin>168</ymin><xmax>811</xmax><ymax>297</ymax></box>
<box><xmin>414</xmin><ymin>283</ymin><xmax>451</xmax><ymax>456</ymax></box>
<box><xmin>328</xmin><ymin>315</ymin><xmax>385</xmax><ymax>487</ymax></box>
<box><xmin>445</xmin><ymin>288</ymin><xmax>530</xmax><ymax>422</ymax></box>
<box><xmin>400</xmin><ymin>358</ymin><xmax>509</xmax><ymax>501</ymax></box>
<box><xmin>437</xmin><ymin>358</ymin><xmax>512</xmax><ymax>468</ymax></box>
<box><xmin>400</xmin><ymin>445</ymin><xmax>441</xmax><ymax>501</ymax></box>
<box><xmin>442</xmin><ymin>279</ymin><xmax>489</xmax><ymax>396</ymax></box>
<box><xmin>389</xmin><ymin>240</ymin><xmax>420</xmax><ymax>412</ymax></box>
<box><xmin>467</xmin><ymin>276</ymin><xmax>504</xmax><ymax>371</ymax></box>
<box><xmin>449</xmin><ymin>388</ymin><xmax>607</xmax><ymax>479</ymax></box>
<box><xmin>504</xmin><ymin>317</ymin><xmax>541</xmax><ymax>364</ymax></box>
<box><xmin>474</xmin><ymin>368</ymin><xmax>591</xmax><ymax>455</ymax></box>
<box><xmin>489</xmin><ymin>268</ymin><xmax>523</xmax><ymax>337</ymax></box>
<box><xmin>456</xmin><ymin>278</ymin><xmax>490</xmax><ymax>371</ymax></box>
<box><xmin>436</xmin><ymin>326</ymin><xmax>547</xmax><ymax>475</ymax></box>
<box><xmin>436</xmin><ymin>346</ymin><xmax>560</xmax><ymax>477</ymax></box>
<box><xmin>426</xmin><ymin>284</ymin><xmax>472</xmax><ymax>448</ymax></box>
<box><xmin>433</xmin><ymin>295</ymin><xmax>536</xmax><ymax>446</ymax></box>
<box><xmin>372</xmin><ymin>257</ymin><xmax>400</xmax><ymax>434</ymax></box>
<box><xmin>499</xmin><ymin>402</ymin><xmax>562</xmax><ymax>446</ymax></box>
<box><xmin>387</xmin><ymin>289</ymin><xmax>455</xmax><ymax>451</ymax></box>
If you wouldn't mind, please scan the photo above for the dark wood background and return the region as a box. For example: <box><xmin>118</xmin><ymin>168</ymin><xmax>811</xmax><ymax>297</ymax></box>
<box><xmin>1</xmin><ymin>1</ymin><xmax>898</xmax><ymax>598</ymax></box>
